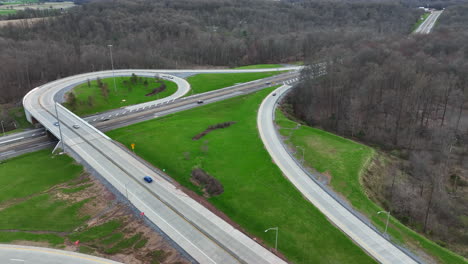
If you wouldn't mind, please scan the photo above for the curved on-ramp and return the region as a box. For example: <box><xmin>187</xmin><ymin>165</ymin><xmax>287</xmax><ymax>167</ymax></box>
<box><xmin>257</xmin><ymin>85</ymin><xmax>419</xmax><ymax>264</ymax></box>
<box><xmin>21</xmin><ymin>68</ymin><xmax>300</xmax><ymax>264</ymax></box>
<box><xmin>0</xmin><ymin>244</ymin><xmax>122</xmax><ymax>264</ymax></box>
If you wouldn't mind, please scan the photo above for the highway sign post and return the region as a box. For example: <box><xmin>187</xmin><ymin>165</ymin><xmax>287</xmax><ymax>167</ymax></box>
<box><xmin>131</xmin><ymin>143</ymin><xmax>135</xmax><ymax>153</ymax></box>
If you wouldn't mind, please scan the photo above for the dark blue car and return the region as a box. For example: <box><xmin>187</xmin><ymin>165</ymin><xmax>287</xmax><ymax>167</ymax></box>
<box><xmin>143</xmin><ymin>176</ymin><xmax>153</xmax><ymax>183</ymax></box>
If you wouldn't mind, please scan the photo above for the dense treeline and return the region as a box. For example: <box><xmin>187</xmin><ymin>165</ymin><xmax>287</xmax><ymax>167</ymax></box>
<box><xmin>0</xmin><ymin>0</ymin><xmax>421</xmax><ymax>106</ymax></box>
<box><xmin>288</xmin><ymin>7</ymin><xmax>468</xmax><ymax>254</ymax></box>
<box><xmin>0</xmin><ymin>8</ymin><xmax>62</xmax><ymax>21</ymax></box>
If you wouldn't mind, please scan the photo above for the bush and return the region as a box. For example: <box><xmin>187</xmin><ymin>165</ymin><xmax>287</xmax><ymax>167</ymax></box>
<box><xmin>191</xmin><ymin>168</ymin><xmax>224</xmax><ymax>196</ymax></box>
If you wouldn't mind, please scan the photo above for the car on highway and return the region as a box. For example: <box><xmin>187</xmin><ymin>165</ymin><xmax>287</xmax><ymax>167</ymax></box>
<box><xmin>72</xmin><ymin>124</ymin><xmax>80</xmax><ymax>129</ymax></box>
<box><xmin>53</xmin><ymin>122</ymin><xmax>59</xmax><ymax>126</ymax></box>
<box><xmin>143</xmin><ymin>176</ymin><xmax>153</xmax><ymax>183</ymax></box>
<box><xmin>197</xmin><ymin>100</ymin><xmax>204</xmax><ymax>104</ymax></box>
<box><xmin>272</xmin><ymin>93</ymin><xmax>277</xmax><ymax>96</ymax></box>
<box><xmin>265</xmin><ymin>82</ymin><xmax>271</xmax><ymax>85</ymax></box>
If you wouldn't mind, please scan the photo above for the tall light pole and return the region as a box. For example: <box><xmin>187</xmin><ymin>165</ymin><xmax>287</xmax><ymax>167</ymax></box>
<box><xmin>378</xmin><ymin>211</ymin><xmax>390</xmax><ymax>236</ymax></box>
<box><xmin>1</xmin><ymin>120</ymin><xmax>5</xmax><ymax>136</ymax></box>
<box><xmin>108</xmin><ymin>44</ymin><xmax>117</xmax><ymax>93</ymax></box>
<box><xmin>54</xmin><ymin>102</ymin><xmax>65</xmax><ymax>152</ymax></box>
<box><xmin>296</xmin><ymin>145</ymin><xmax>305</xmax><ymax>164</ymax></box>
<box><xmin>264</xmin><ymin>227</ymin><xmax>278</xmax><ymax>252</ymax></box>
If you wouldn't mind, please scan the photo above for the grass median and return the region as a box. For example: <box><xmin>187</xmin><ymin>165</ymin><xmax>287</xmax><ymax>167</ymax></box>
<box><xmin>107</xmin><ymin>88</ymin><xmax>375</xmax><ymax>263</ymax></box>
<box><xmin>187</xmin><ymin>71</ymin><xmax>285</xmax><ymax>95</ymax></box>
<box><xmin>64</xmin><ymin>76</ymin><xmax>177</xmax><ymax>116</ymax></box>
<box><xmin>275</xmin><ymin>108</ymin><xmax>467</xmax><ymax>264</ymax></box>
<box><xmin>233</xmin><ymin>64</ymin><xmax>282</xmax><ymax>69</ymax></box>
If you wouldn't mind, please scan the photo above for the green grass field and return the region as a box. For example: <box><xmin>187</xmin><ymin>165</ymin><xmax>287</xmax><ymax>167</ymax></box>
<box><xmin>65</xmin><ymin>76</ymin><xmax>177</xmax><ymax>116</ymax></box>
<box><xmin>0</xmin><ymin>150</ymin><xmax>87</xmax><ymax>243</ymax></box>
<box><xmin>187</xmin><ymin>71</ymin><xmax>285</xmax><ymax>95</ymax></box>
<box><xmin>0</xmin><ymin>0</ymin><xmax>39</xmax><ymax>5</ymax></box>
<box><xmin>0</xmin><ymin>149</ymin><xmax>153</xmax><ymax>255</ymax></box>
<box><xmin>0</xmin><ymin>150</ymin><xmax>82</xmax><ymax>202</ymax></box>
<box><xmin>0</xmin><ymin>9</ymin><xmax>16</xmax><ymax>15</ymax></box>
<box><xmin>108</xmin><ymin>88</ymin><xmax>375</xmax><ymax>263</ymax></box>
<box><xmin>233</xmin><ymin>64</ymin><xmax>282</xmax><ymax>69</ymax></box>
<box><xmin>275</xmin><ymin>109</ymin><xmax>467</xmax><ymax>264</ymax></box>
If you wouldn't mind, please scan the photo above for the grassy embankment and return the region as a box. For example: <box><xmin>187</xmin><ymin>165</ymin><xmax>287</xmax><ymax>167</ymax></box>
<box><xmin>64</xmin><ymin>76</ymin><xmax>177</xmax><ymax>116</ymax></box>
<box><xmin>275</xmin><ymin>109</ymin><xmax>467</xmax><ymax>264</ymax></box>
<box><xmin>0</xmin><ymin>106</ymin><xmax>34</xmax><ymax>135</ymax></box>
<box><xmin>187</xmin><ymin>71</ymin><xmax>285</xmax><ymax>95</ymax></box>
<box><xmin>0</xmin><ymin>149</ymin><xmax>178</xmax><ymax>262</ymax></box>
<box><xmin>413</xmin><ymin>12</ymin><xmax>431</xmax><ymax>31</ymax></box>
<box><xmin>107</xmin><ymin>88</ymin><xmax>375</xmax><ymax>264</ymax></box>
<box><xmin>0</xmin><ymin>9</ymin><xmax>16</xmax><ymax>15</ymax></box>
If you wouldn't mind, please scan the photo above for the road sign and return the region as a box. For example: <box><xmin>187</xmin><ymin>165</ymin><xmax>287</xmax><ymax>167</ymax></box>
<box><xmin>131</xmin><ymin>143</ymin><xmax>135</xmax><ymax>150</ymax></box>
<box><xmin>74</xmin><ymin>240</ymin><xmax>80</xmax><ymax>246</ymax></box>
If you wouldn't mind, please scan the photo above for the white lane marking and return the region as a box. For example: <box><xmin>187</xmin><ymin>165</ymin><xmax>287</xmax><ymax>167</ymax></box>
<box><xmin>0</xmin><ymin>150</ymin><xmax>16</xmax><ymax>156</ymax></box>
<box><xmin>32</xmin><ymin>134</ymin><xmax>36</xmax><ymax>136</ymax></box>
<box><xmin>100</xmin><ymin>117</ymin><xmax>104</xmax><ymax>119</ymax></box>
<box><xmin>0</xmin><ymin>137</ymin><xmax>25</xmax><ymax>144</ymax></box>
<box><xmin>10</xmin><ymin>259</ymin><xmax>24</xmax><ymax>262</ymax></box>
<box><xmin>93</xmin><ymin>118</ymin><xmax>97</xmax><ymax>121</ymax></box>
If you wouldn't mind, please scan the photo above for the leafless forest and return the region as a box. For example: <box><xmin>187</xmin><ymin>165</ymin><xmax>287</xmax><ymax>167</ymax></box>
<box><xmin>0</xmin><ymin>0</ymin><xmax>420</xmax><ymax>105</ymax></box>
<box><xmin>288</xmin><ymin>4</ymin><xmax>468</xmax><ymax>255</ymax></box>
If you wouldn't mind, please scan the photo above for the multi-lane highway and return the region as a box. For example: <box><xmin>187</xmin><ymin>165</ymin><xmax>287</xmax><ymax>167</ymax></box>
<box><xmin>0</xmin><ymin>244</ymin><xmax>121</xmax><ymax>264</ymax></box>
<box><xmin>7</xmin><ymin>64</ymin><xmax>420</xmax><ymax>263</ymax></box>
<box><xmin>414</xmin><ymin>10</ymin><xmax>443</xmax><ymax>34</ymax></box>
<box><xmin>1</xmin><ymin>70</ymin><xmax>299</xmax><ymax>160</ymax></box>
<box><xmin>257</xmin><ymin>85</ymin><xmax>419</xmax><ymax>264</ymax></box>
<box><xmin>18</xmin><ymin>68</ymin><xmax>301</xmax><ymax>264</ymax></box>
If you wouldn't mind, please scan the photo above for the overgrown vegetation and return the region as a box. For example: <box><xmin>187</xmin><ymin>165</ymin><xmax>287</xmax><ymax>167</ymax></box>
<box><xmin>191</xmin><ymin>168</ymin><xmax>224</xmax><ymax>196</ymax></box>
<box><xmin>192</xmin><ymin>121</ymin><xmax>236</xmax><ymax>140</ymax></box>
<box><xmin>108</xmin><ymin>88</ymin><xmax>375</xmax><ymax>263</ymax></box>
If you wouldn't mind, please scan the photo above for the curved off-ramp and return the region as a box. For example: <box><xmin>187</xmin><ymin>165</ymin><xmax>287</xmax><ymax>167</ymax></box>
<box><xmin>257</xmin><ymin>85</ymin><xmax>419</xmax><ymax>264</ymax></box>
<box><xmin>0</xmin><ymin>244</ymin><xmax>121</xmax><ymax>264</ymax></box>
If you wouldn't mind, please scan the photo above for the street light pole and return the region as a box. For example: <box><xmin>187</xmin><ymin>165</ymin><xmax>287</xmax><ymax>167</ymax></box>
<box><xmin>0</xmin><ymin>120</ymin><xmax>5</xmax><ymax>136</ymax></box>
<box><xmin>108</xmin><ymin>44</ymin><xmax>117</xmax><ymax>93</ymax></box>
<box><xmin>378</xmin><ymin>211</ymin><xmax>390</xmax><ymax>236</ymax></box>
<box><xmin>54</xmin><ymin>102</ymin><xmax>65</xmax><ymax>152</ymax></box>
<box><xmin>264</xmin><ymin>227</ymin><xmax>279</xmax><ymax>252</ymax></box>
<box><xmin>296</xmin><ymin>145</ymin><xmax>305</xmax><ymax>164</ymax></box>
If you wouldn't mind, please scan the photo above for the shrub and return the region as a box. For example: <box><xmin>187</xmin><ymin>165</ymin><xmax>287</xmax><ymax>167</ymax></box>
<box><xmin>191</xmin><ymin>168</ymin><xmax>224</xmax><ymax>196</ymax></box>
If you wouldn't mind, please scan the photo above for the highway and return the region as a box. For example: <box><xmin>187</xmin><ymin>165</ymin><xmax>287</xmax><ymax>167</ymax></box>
<box><xmin>257</xmin><ymin>85</ymin><xmax>419</xmax><ymax>264</ymax></box>
<box><xmin>1</xmin><ymin>70</ymin><xmax>299</xmax><ymax>160</ymax></box>
<box><xmin>414</xmin><ymin>10</ymin><xmax>443</xmax><ymax>34</ymax></box>
<box><xmin>0</xmin><ymin>244</ymin><xmax>121</xmax><ymax>264</ymax></box>
<box><xmin>19</xmin><ymin>68</ymin><xmax>301</xmax><ymax>263</ymax></box>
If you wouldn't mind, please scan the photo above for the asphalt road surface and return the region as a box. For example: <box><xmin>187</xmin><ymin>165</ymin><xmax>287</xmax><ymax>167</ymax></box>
<box><xmin>1</xmin><ymin>71</ymin><xmax>299</xmax><ymax>160</ymax></box>
<box><xmin>257</xmin><ymin>85</ymin><xmax>419</xmax><ymax>264</ymax></box>
<box><xmin>21</xmin><ymin>69</ymin><xmax>297</xmax><ymax>263</ymax></box>
<box><xmin>0</xmin><ymin>244</ymin><xmax>121</xmax><ymax>264</ymax></box>
<box><xmin>414</xmin><ymin>10</ymin><xmax>443</xmax><ymax>34</ymax></box>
